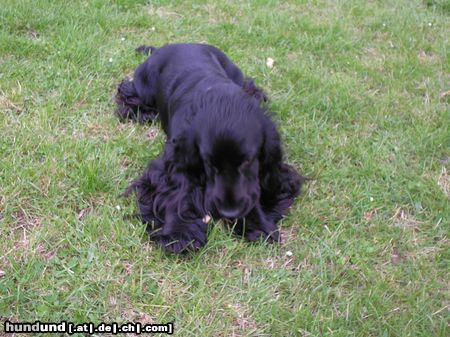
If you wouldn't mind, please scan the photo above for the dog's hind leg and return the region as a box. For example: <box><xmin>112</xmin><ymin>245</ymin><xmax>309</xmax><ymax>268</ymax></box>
<box><xmin>243</xmin><ymin>78</ymin><xmax>268</xmax><ymax>102</ymax></box>
<box><xmin>115</xmin><ymin>47</ymin><xmax>160</xmax><ymax>123</ymax></box>
<box><xmin>206</xmin><ymin>45</ymin><xmax>268</xmax><ymax>102</ymax></box>
<box><xmin>116</xmin><ymin>79</ymin><xmax>158</xmax><ymax>123</ymax></box>
<box><xmin>219</xmin><ymin>58</ymin><xmax>268</xmax><ymax>102</ymax></box>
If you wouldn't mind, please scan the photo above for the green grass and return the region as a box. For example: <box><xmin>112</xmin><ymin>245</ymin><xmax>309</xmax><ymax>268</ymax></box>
<box><xmin>0</xmin><ymin>0</ymin><xmax>448</xmax><ymax>336</ymax></box>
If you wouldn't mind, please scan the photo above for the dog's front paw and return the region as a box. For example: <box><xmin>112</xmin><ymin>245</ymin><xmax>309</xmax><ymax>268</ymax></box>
<box><xmin>244</xmin><ymin>226</ymin><xmax>280</xmax><ymax>244</ymax></box>
<box><xmin>152</xmin><ymin>221</ymin><xmax>207</xmax><ymax>253</ymax></box>
<box><xmin>233</xmin><ymin>219</ymin><xmax>281</xmax><ymax>244</ymax></box>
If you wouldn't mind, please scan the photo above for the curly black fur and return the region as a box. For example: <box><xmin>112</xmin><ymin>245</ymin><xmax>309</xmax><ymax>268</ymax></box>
<box><xmin>117</xmin><ymin>43</ymin><xmax>304</xmax><ymax>253</ymax></box>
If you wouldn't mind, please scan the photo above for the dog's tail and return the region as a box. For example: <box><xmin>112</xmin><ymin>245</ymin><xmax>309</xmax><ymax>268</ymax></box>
<box><xmin>115</xmin><ymin>44</ymin><xmax>159</xmax><ymax>123</ymax></box>
<box><xmin>135</xmin><ymin>45</ymin><xmax>157</xmax><ymax>56</ymax></box>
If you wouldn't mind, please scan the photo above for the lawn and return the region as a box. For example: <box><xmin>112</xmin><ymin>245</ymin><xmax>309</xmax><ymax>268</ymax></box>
<box><xmin>0</xmin><ymin>0</ymin><xmax>448</xmax><ymax>336</ymax></box>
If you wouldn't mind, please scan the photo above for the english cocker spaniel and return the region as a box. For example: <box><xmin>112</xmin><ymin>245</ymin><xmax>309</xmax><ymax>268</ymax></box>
<box><xmin>116</xmin><ymin>43</ymin><xmax>304</xmax><ymax>253</ymax></box>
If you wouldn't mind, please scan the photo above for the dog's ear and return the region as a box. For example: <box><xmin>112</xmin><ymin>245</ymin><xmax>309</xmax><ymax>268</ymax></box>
<box><xmin>259</xmin><ymin>116</ymin><xmax>283</xmax><ymax>178</ymax></box>
<box><xmin>168</xmin><ymin>129</ymin><xmax>204</xmax><ymax>179</ymax></box>
<box><xmin>259</xmin><ymin>115</ymin><xmax>302</xmax><ymax>218</ymax></box>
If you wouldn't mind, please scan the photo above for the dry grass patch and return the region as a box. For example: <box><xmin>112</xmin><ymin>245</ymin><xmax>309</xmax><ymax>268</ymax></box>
<box><xmin>227</xmin><ymin>302</ymin><xmax>258</xmax><ymax>337</ymax></box>
<box><xmin>0</xmin><ymin>89</ymin><xmax>23</xmax><ymax>114</ymax></box>
<box><xmin>437</xmin><ymin>166</ymin><xmax>449</xmax><ymax>198</ymax></box>
<box><xmin>391</xmin><ymin>207</ymin><xmax>423</xmax><ymax>231</ymax></box>
<box><xmin>147</xmin><ymin>5</ymin><xmax>182</xmax><ymax>18</ymax></box>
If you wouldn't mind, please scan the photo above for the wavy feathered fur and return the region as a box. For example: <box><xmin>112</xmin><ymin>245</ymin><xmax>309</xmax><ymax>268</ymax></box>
<box><xmin>117</xmin><ymin>43</ymin><xmax>304</xmax><ymax>253</ymax></box>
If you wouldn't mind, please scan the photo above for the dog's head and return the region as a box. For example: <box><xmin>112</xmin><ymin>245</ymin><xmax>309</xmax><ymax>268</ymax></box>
<box><xmin>168</xmin><ymin>93</ymin><xmax>283</xmax><ymax>219</ymax></box>
<box><xmin>168</xmin><ymin>91</ymin><xmax>290</xmax><ymax>220</ymax></box>
<box><xmin>201</xmin><ymin>132</ymin><xmax>262</xmax><ymax>219</ymax></box>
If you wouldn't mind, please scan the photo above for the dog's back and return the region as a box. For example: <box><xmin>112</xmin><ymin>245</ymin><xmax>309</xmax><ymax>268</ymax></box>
<box><xmin>145</xmin><ymin>43</ymin><xmax>244</xmax><ymax>115</ymax></box>
<box><xmin>116</xmin><ymin>43</ymin><xmax>246</xmax><ymax>133</ymax></box>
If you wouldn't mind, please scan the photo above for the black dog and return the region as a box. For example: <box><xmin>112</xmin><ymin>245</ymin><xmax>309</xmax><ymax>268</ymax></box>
<box><xmin>116</xmin><ymin>43</ymin><xmax>304</xmax><ymax>253</ymax></box>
